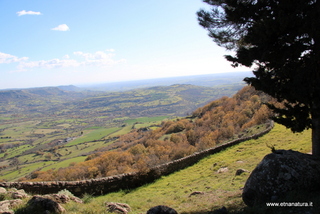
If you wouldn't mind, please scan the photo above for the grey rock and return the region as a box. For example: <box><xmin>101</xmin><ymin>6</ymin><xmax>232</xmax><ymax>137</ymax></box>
<box><xmin>242</xmin><ymin>150</ymin><xmax>320</xmax><ymax>206</ymax></box>
<box><xmin>0</xmin><ymin>199</ymin><xmax>23</xmax><ymax>214</ymax></box>
<box><xmin>212</xmin><ymin>206</ymin><xmax>228</xmax><ymax>214</ymax></box>
<box><xmin>27</xmin><ymin>195</ymin><xmax>66</xmax><ymax>213</ymax></box>
<box><xmin>147</xmin><ymin>205</ymin><xmax>178</xmax><ymax>214</ymax></box>
<box><xmin>0</xmin><ymin>188</ymin><xmax>6</xmax><ymax>194</ymax></box>
<box><xmin>105</xmin><ymin>202</ymin><xmax>131</xmax><ymax>214</ymax></box>
<box><xmin>217</xmin><ymin>167</ymin><xmax>228</xmax><ymax>173</ymax></box>
<box><xmin>189</xmin><ymin>191</ymin><xmax>205</xmax><ymax>197</ymax></box>
<box><xmin>10</xmin><ymin>189</ymin><xmax>28</xmax><ymax>199</ymax></box>
<box><xmin>235</xmin><ymin>168</ymin><xmax>249</xmax><ymax>176</ymax></box>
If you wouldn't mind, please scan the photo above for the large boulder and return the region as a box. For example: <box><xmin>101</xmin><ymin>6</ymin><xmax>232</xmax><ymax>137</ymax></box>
<box><xmin>27</xmin><ymin>195</ymin><xmax>66</xmax><ymax>213</ymax></box>
<box><xmin>242</xmin><ymin>149</ymin><xmax>320</xmax><ymax>206</ymax></box>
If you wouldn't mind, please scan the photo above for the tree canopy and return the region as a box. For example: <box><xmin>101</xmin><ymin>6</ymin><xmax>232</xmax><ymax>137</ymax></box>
<box><xmin>197</xmin><ymin>0</ymin><xmax>320</xmax><ymax>155</ymax></box>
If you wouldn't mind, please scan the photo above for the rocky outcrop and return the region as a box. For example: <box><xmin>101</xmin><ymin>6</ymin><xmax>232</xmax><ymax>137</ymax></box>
<box><xmin>0</xmin><ymin>187</ymin><xmax>84</xmax><ymax>214</ymax></box>
<box><xmin>0</xmin><ymin>199</ymin><xmax>22</xmax><ymax>214</ymax></box>
<box><xmin>146</xmin><ymin>205</ymin><xmax>178</xmax><ymax>214</ymax></box>
<box><xmin>105</xmin><ymin>202</ymin><xmax>131</xmax><ymax>214</ymax></box>
<box><xmin>242</xmin><ymin>149</ymin><xmax>320</xmax><ymax>206</ymax></box>
<box><xmin>27</xmin><ymin>195</ymin><xmax>66</xmax><ymax>213</ymax></box>
<box><xmin>9</xmin><ymin>189</ymin><xmax>28</xmax><ymax>199</ymax></box>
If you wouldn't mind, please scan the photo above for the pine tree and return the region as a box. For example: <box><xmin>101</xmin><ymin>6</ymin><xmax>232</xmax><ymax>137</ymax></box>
<box><xmin>198</xmin><ymin>0</ymin><xmax>320</xmax><ymax>156</ymax></box>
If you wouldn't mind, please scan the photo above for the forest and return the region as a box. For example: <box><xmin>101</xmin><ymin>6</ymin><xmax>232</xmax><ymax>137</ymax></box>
<box><xmin>25</xmin><ymin>86</ymin><xmax>272</xmax><ymax>181</ymax></box>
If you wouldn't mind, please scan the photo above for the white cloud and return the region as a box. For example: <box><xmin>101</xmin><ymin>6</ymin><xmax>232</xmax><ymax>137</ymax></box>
<box><xmin>17</xmin><ymin>10</ymin><xmax>42</xmax><ymax>16</ymax></box>
<box><xmin>18</xmin><ymin>59</ymin><xmax>79</xmax><ymax>69</ymax></box>
<box><xmin>0</xmin><ymin>52</ymin><xmax>28</xmax><ymax>64</ymax></box>
<box><xmin>51</xmin><ymin>24</ymin><xmax>70</xmax><ymax>31</ymax></box>
<box><xmin>14</xmin><ymin>50</ymin><xmax>125</xmax><ymax>71</ymax></box>
<box><xmin>74</xmin><ymin>51</ymin><xmax>126</xmax><ymax>66</ymax></box>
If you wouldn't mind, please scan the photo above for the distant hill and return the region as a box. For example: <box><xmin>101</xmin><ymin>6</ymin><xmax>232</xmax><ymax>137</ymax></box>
<box><xmin>0</xmin><ymin>83</ymin><xmax>243</xmax><ymax>118</ymax></box>
<box><xmin>0</xmin><ymin>86</ymin><xmax>88</xmax><ymax>102</ymax></box>
<box><xmin>60</xmin><ymin>84</ymin><xmax>244</xmax><ymax>118</ymax></box>
<box><xmin>57</xmin><ymin>85</ymin><xmax>84</xmax><ymax>92</ymax></box>
<box><xmin>0</xmin><ymin>87</ymin><xmax>101</xmax><ymax>115</ymax></box>
<box><xmin>79</xmin><ymin>71</ymin><xmax>251</xmax><ymax>91</ymax></box>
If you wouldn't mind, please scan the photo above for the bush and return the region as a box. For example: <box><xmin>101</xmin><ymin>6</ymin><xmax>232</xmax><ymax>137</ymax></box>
<box><xmin>57</xmin><ymin>189</ymin><xmax>75</xmax><ymax>197</ymax></box>
<box><xmin>82</xmin><ymin>193</ymin><xmax>93</xmax><ymax>204</ymax></box>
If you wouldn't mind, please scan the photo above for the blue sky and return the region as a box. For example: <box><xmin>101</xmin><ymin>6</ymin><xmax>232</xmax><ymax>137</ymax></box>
<box><xmin>0</xmin><ymin>0</ymin><xmax>246</xmax><ymax>89</ymax></box>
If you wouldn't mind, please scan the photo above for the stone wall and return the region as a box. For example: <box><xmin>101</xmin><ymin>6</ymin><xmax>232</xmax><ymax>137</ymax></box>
<box><xmin>0</xmin><ymin>121</ymin><xmax>274</xmax><ymax>197</ymax></box>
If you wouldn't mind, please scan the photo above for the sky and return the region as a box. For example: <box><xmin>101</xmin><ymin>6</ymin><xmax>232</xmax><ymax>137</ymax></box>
<box><xmin>0</xmin><ymin>0</ymin><xmax>247</xmax><ymax>90</ymax></box>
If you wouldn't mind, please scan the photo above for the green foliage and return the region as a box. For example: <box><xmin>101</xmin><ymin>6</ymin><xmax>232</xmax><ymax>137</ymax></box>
<box><xmin>57</xmin><ymin>189</ymin><xmax>75</xmax><ymax>197</ymax></box>
<box><xmin>198</xmin><ymin>0</ymin><xmax>320</xmax><ymax>155</ymax></box>
<box><xmin>82</xmin><ymin>193</ymin><xmax>94</xmax><ymax>204</ymax></box>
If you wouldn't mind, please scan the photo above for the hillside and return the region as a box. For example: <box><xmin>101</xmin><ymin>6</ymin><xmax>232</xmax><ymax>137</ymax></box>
<box><xmin>0</xmin><ymin>83</ymin><xmax>242</xmax><ymax>182</ymax></box>
<box><xmin>7</xmin><ymin>124</ymin><xmax>313</xmax><ymax>214</ymax></box>
<box><xmin>88</xmin><ymin>124</ymin><xmax>311</xmax><ymax>214</ymax></box>
<box><xmin>25</xmin><ymin>86</ymin><xmax>272</xmax><ymax>182</ymax></box>
<box><xmin>0</xmin><ymin>86</ymin><xmax>99</xmax><ymax>115</ymax></box>
<box><xmin>0</xmin><ymin>84</ymin><xmax>240</xmax><ymax>117</ymax></box>
<box><xmin>68</xmin><ymin>84</ymin><xmax>243</xmax><ymax>118</ymax></box>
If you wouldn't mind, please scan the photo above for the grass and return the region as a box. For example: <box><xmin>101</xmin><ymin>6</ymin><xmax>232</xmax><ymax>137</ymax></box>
<box><xmin>60</xmin><ymin>123</ymin><xmax>313</xmax><ymax>213</ymax></box>
<box><xmin>0</xmin><ymin>161</ymin><xmax>55</xmax><ymax>181</ymax></box>
<box><xmin>41</xmin><ymin>156</ymin><xmax>87</xmax><ymax>171</ymax></box>
<box><xmin>124</xmin><ymin>116</ymin><xmax>169</xmax><ymax>124</ymax></box>
<box><xmin>66</xmin><ymin>127</ymin><xmax>120</xmax><ymax>146</ymax></box>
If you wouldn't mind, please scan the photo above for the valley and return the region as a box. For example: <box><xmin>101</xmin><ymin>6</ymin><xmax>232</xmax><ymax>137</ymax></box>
<box><xmin>0</xmin><ymin>80</ymin><xmax>244</xmax><ymax>182</ymax></box>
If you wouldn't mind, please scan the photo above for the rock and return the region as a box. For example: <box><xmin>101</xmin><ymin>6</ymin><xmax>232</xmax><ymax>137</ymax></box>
<box><xmin>235</xmin><ymin>168</ymin><xmax>249</xmax><ymax>176</ymax></box>
<box><xmin>146</xmin><ymin>205</ymin><xmax>178</xmax><ymax>214</ymax></box>
<box><xmin>105</xmin><ymin>202</ymin><xmax>131</xmax><ymax>214</ymax></box>
<box><xmin>0</xmin><ymin>209</ymin><xmax>13</xmax><ymax>214</ymax></box>
<box><xmin>0</xmin><ymin>199</ymin><xmax>23</xmax><ymax>214</ymax></box>
<box><xmin>217</xmin><ymin>167</ymin><xmax>228</xmax><ymax>173</ymax></box>
<box><xmin>242</xmin><ymin>150</ymin><xmax>320</xmax><ymax>206</ymax></box>
<box><xmin>189</xmin><ymin>191</ymin><xmax>205</xmax><ymax>197</ymax></box>
<box><xmin>10</xmin><ymin>189</ymin><xmax>28</xmax><ymax>199</ymax></box>
<box><xmin>27</xmin><ymin>195</ymin><xmax>66</xmax><ymax>214</ymax></box>
<box><xmin>69</xmin><ymin>195</ymin><xmax>83</xmax><ymax>204</ymax></box>
<box><xmin>50</xmin><ymin>194</ymin><xmax>70</xmax><ymax>204</ymax></box>
<box><xmin>212</xmin><ymin>206</ymin><xmax>228</xmax><ymax>214</ymax></box>
<box><xmin>0</xmin><ymin>188</ymin><xmax>6</xmax><ymax>194</ymax></box>
<box><xmin>46</xmin><ymin>194</ymin><xmax>83</xmax><ymax>204</ymax></box>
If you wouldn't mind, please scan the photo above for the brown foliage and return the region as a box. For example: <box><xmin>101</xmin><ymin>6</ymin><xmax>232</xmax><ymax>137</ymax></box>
<box><xmin>27</xmin><ymin>86</ymin><xmax>272</xmax><ymax>181</ymax></box>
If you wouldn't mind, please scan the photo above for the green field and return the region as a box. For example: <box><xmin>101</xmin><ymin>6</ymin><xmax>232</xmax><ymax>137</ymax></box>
<box><xmin>65</xmin><ymin>127</ymin><xmax>120</xmax><ymax>146</ymax></box>
<box><xmin>0</xmin><ymin>115</ymin><xmax>170</xmax><ymax>182</ymax></box>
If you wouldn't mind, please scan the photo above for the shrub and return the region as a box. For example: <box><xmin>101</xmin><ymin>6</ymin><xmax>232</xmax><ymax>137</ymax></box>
<box><xmin>82</xmin><ymin>193</ymin><xmax>93</xmax><ymax>204</ymax></box>
<box><xmin>57</xmin><ymin>189</ymin><xmax>75</xmax><ymax>197</ymax></box>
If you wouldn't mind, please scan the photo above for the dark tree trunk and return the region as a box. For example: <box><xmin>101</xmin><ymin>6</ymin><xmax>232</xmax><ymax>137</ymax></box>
<box><xmin>312</xmin><ymin>0</ymin><xmax>320</xmax><ymax>157</ymax></box>
<box><xmin>312</xmin><ymin>117</ymin><xmax>320</xmax><ymax>156</ymax></box>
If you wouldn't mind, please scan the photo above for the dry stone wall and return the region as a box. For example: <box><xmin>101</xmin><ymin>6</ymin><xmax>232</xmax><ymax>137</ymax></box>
<box><xmin>0</xmin><ymin>121</ymin><xmax>274</xmax><ymax>197</ymax></box>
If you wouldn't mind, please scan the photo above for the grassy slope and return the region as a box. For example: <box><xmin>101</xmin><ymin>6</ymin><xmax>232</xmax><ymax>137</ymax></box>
<box><xmin>57</xmin><ymin>123</ymin><xmax>311</xmax><ymax>214</ymax></box>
